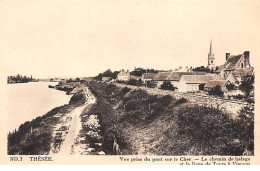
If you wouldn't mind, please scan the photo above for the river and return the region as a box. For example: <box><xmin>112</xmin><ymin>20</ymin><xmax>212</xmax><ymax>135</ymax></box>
<box><xmin>4</xmin><ymin>82</ymin><xmax>72</xmax><ymax>132</ymax></box>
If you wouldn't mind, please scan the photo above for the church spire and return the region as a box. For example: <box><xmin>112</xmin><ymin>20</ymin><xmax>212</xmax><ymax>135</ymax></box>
<box><xmin>208</xmin><ymin>40</ymin><xmax>215</xmax><ymax>70</ymax></box>
<box><xmin>208</xmin><ymin>39</ymin><xmax>214</xmax><ymax>57</ymax></box>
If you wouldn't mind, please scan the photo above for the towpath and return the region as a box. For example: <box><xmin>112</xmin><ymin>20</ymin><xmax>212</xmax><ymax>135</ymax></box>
<box><xmin>57</xmin><ymin>87</ymin><xmax>96</xmax><ymax>155</ymax></box>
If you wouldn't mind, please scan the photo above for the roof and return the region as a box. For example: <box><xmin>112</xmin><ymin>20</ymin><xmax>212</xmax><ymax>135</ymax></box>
<box><xmin>142</xmin><ymin>73</ymin><xmax>157</xmax><ymax>79</ymax></box>
<box><xmin>153</xmin><ymin>72</ymin><xmax>171</xmax><ymax>81</ymax></box>
<box><xmin>232</xmin><ymin>68</ymin><xmax>254</xmax><ymax>78</ymax></box>
<box><xmin>205</xmin><ymin>80</ymin><xmax>227</xmax><ymax>88</ymax></box>
<box><xmin>225</xmin><ymin>55</ymin><xmax>242</xmax><ymax>70</ymax></box>
<box><xmin>216</xmin><ymin>54</ymin><xmax>242</xmax><ymax>72</ymax></box>
<box><xmin>180</xmin><ymin>75</ymin><xmax>214</xmax><ymax>84</ymax></box>
<box><xmin>225</xmin><ymin>72</ymin><xmax>238</xmax><ymax>82</ymax></box>
<box><xmin>153</xmin><ymin>71</ymin><xmax>206</xmax><ymax>81</ymax></box>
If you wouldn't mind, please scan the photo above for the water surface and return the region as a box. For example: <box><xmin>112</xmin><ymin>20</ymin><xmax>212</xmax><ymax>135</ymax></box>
<box><xmin>4</xmin><ymin>82</ymin><xmax>72</xmax><ymax>132</ymax></box>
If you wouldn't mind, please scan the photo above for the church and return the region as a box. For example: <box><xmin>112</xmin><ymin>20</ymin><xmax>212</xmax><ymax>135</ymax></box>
<box><xmin>203</xmin><ymin>40</ymin><xmax>254</xmax><ymax>92</ymax></box>
<box><xmin>207</xmin><ymin>40</ymin><xmax>253</xmax><ymax>83</ymax></box>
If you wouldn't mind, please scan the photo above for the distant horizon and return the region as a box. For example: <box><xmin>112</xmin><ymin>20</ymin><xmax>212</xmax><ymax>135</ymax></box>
<box><xmin>5</xmin><ymin>49</ymin><xmax>255</xmax><ymax>79</ymax></box>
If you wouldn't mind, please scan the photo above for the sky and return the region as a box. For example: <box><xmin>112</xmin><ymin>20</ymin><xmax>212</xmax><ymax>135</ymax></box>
<box><xmin>1</xmin><ymin>0</ymin><xmax>260</xmax><ymax>78</ymax></box>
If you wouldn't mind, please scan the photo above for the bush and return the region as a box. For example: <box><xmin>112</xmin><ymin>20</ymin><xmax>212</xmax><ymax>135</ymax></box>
<box><xmin>160</xmin><ymin>81</ymin><xmax>176</xmax><ymax>91</ymax></box>
<box><xmin>208</xmin><ymin>85</ymin><xmax>224</xmax><ymax>97</ymax></box>
<box><xmin>174</xmin><ymin>98</ymin><xmax>188</xmax><ymax>106</ymax></box>
<box><xmin>119</xmin><ymin>87</ymin><xmax>131</xmax><ymax>99</ymax></box>
<box><xmin>174</xmin><ymin>106</ymin><xmax>244</xmax><ymax>155</ymax></box>
<box><xmin>127</xmin><ymin>79</ymin><xmax>142</xmax><ymax>86</ymax></box>
<box><xmin>235</xmin><ymin>104</ymin><xmax>254</xmax><ymax>154</ymax></box>
<box><xmin>239</xmin><ymin>74</ymin><xmax>254</xmax><ymax>98</ymax></box>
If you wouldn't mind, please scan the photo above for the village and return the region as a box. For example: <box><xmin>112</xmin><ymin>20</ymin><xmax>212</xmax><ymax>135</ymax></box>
<box><xmin>98</xmin><ymin>41</ymin><xmax>254</xmax><ymax>102</ymax></box>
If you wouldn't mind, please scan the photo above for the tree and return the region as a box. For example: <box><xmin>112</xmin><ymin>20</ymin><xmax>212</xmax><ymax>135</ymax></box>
<box><xmin>102</xmin><ymin>69</ymin><xmax>113</xmax><ymax>77</ymax></box>
<box><xmin>239</xmin><ymin>74</ymin><xmax>254</xmax><ymax>98</ymax></box>
<box><xmin>160</xmin><ymin>81</ymin><xmax>176</xmax><ymax>91</ymax></box>
<box><xmin>95</xmin><ymin>69</ymin><xmax>119</xmax><ymax>80</ymax></box>
<box><xmin>208</xmin><ymin>85</ymin><xmax>224</xmax><ymax>97</ymax></box>
<box><xmin>192</xmin><ymin>66</ymin><xmax>210</xmax><ymax>73</ymax></box>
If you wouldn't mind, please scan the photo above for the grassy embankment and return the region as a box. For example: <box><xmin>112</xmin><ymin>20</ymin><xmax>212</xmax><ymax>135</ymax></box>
<box><xmin>8</xmin><ymin>87</ymin><xmax>86</xmax><ymax>155</ymax></box>
<box><xmin>84</xmin><ymin>82</ymin><xmax>253</xmax><ymax>155</ymax></box>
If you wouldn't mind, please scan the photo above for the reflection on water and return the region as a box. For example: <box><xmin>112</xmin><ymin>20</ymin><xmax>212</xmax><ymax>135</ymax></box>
<box><xmin>5</xmin><ymin>82</ymin><xmax>72</xmax><ymax>132</ymax></box>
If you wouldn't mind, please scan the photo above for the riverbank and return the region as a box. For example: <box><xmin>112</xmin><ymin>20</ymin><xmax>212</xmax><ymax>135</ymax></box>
<box><xmin>7</xmin><ymin>81</ymin><xmax>254</xmax><ymax>155</ymax></box>
<box><xmin>8</xmin><ymin>82</ymin><xmax>86</xmax><ymax>155</ymax></box>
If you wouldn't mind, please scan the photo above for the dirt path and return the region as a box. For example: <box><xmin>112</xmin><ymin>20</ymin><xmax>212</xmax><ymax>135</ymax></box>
<box><xmin>57</xmin><ymin>87</ymin><xmax>96</xmax><ymax>155</ymax></box>
<box><xmin>58</xmin><ymin>105</ymin><xmax>86</xmax><ymax>155</ymax></box>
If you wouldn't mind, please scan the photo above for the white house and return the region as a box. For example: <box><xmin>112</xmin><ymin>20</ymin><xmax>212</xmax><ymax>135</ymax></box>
<box><xmin>178</xmin><ymin>75</ymin><xmax>214</xmax><ymax>92</ymax></box>
<box><xmin>153</xmin><ymin>71</ymin><xmax>206</xmax><ymax>88</ymax></box>
<box><xmin>117</xmin><ymin>69</ymin><xmax>131</xmax><ymax>82</ymax></box>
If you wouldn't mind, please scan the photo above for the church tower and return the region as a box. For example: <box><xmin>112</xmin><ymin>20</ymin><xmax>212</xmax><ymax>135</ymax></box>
<box><xmin>207</xmin><ymin>40</ymin><xmax>215</xmax><ymax>70</ymax></box>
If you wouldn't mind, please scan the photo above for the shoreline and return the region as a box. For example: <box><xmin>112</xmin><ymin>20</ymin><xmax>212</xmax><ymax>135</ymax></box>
<box><xmin>7</xmin><ymin>82</ymin><xmax>87</xmax><ymax>155</ymax></box>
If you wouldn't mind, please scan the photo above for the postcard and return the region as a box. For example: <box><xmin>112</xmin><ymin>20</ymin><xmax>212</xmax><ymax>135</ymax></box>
<box><xmin>0</xmin><ymin>0</ymin><xmax>259</xmax><ymax>165</ymax></box>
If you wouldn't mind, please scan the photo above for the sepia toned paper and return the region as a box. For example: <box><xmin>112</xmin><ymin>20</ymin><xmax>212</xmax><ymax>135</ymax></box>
<box><xmin>0</xmin><ymin>0</ymin><xmax>259</xmax><ymax>165</ymax></box>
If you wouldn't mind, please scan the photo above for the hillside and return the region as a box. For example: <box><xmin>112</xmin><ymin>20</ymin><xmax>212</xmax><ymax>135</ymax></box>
<box><xmin>86</xmin><ymin>82</ymin><xmax>253</xmax><ymax>155</ymax></box>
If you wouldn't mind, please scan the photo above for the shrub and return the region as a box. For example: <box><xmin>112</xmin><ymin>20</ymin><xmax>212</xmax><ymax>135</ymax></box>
<box><xmin>119</xmin><ymin>87</ymin><xmax>131</xmax><ymax>99</ymax></box>
<box><xmin>208</xmin><ymin>85</ymin><xmax>224</xmax><ymax>97</ymax></box>
<box><xmin>127</xmin><ymin>79</ymin><xmax>142</xmax><ymax>86</ymax></box>
<box><xmin>174</xmin><ymin>98</ymin><xmax>188</xmax><ymax>106</ymax></box>
<box><xmin>160</xmin><ymin>95</ymin><xmax>172</xmax><ymax>107</ymax></box>
<box><xmin>175</xmin><ymin>106</ymin><xmax>242</xmax><ymax>155</ymax></box>
<box><xmin>160</xmin><ymin>81</ymin><xmax>176</xmax><ymax>91</ymax></box>
<box><xmin>235</xmin><ymin>104</ymin><xmax>254</xmax><ymax>154</ymax></box>
<box><xmin>239</xmin><ymin>74</ymin><xmax>254</xmax><ymax>98</ymax></box>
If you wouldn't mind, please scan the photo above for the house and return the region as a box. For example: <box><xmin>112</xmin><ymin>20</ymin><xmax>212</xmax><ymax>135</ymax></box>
<box><xmin>117</xmin><ymin>69</ymin><xmax>131</xmax><ymax>82</ymax></box>
<box><xmin>204</xmin><ymin>80</ymin><xmax>229</xmax><ymax>92</ymax></box>
<box><xmin>142</xmin><ymin>73</ymin><xmax>157</xmax><ymax>83</ymax></box>
<box><xmin>153</xmin><ymin>71</ymin><xmax>206</xmax><ymax>88</ymax></box>
<box><xmin>216</xmin><ymin>51</ymin><xmax>253</xmax><ymax>82</ymax></box>
<box><xmin>178</xmin><ymin>75</ymin><xmax>214</xmax><ymax>92</ymax></box>
<box><xmin>102</xmin><ymin>77</ymin><xmax>112</xmax><ymax>82</ymax></box>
